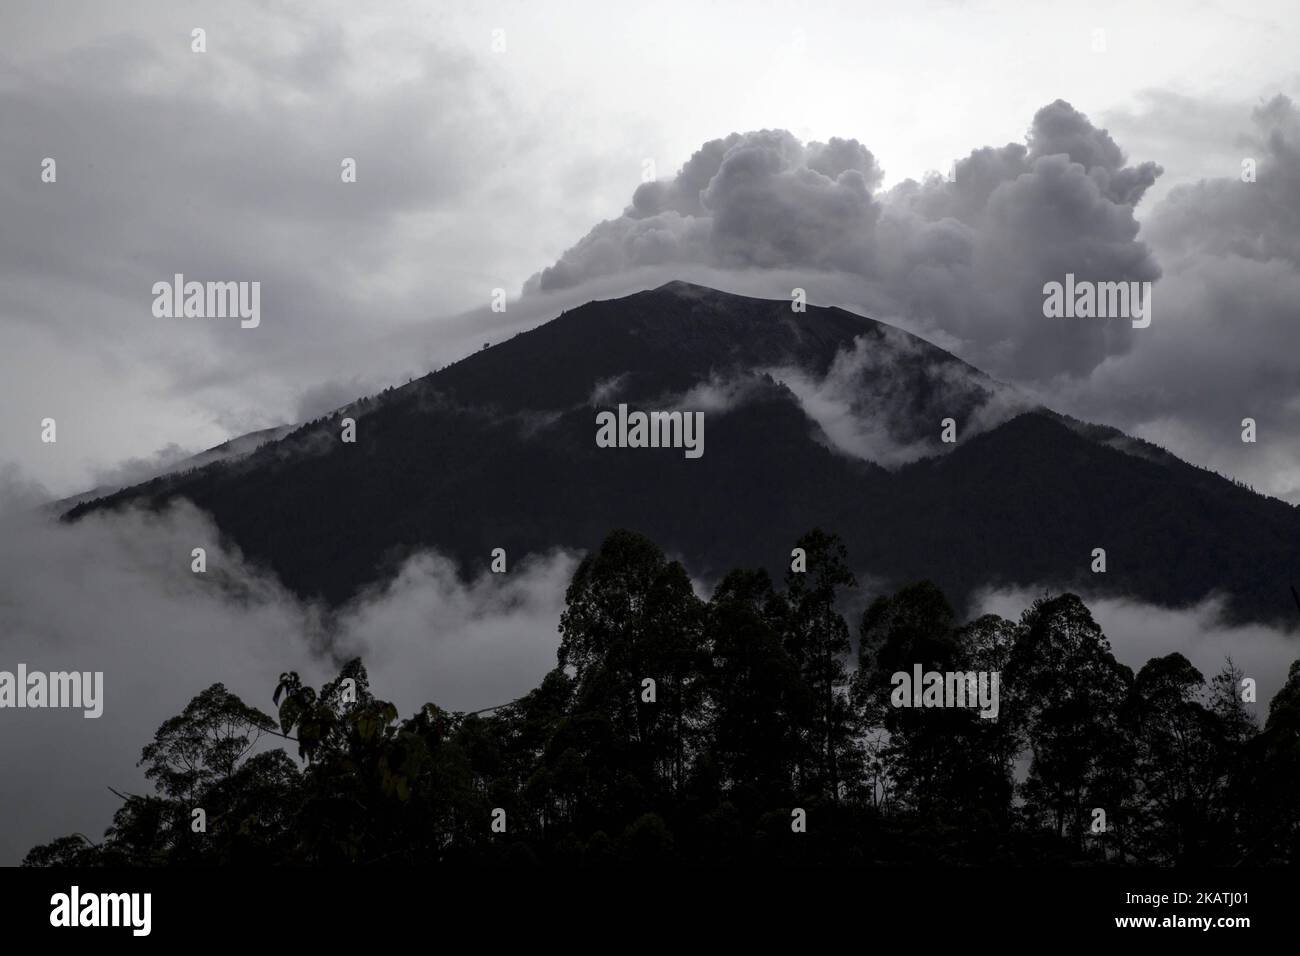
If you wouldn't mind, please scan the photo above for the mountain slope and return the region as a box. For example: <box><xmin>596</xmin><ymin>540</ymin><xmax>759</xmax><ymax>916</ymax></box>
<box><xmin>66</xmin><ymin>281</ymin><xmax>1300</xmax><ymax>625</ymax></box>
<box><xmin>45</xmin><ymin>424</ymin><xmax>295</xmax><ymax>515</ymax></box>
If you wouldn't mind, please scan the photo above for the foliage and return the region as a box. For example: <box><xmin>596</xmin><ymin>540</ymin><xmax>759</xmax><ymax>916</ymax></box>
<box><xmin>26</xmin><ymin>529</ymin><xmax>1299</xmax><ymax>867</ymax></box>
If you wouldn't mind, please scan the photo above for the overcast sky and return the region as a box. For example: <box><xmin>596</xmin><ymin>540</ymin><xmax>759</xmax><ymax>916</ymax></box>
<box><xmin>2</xmin><ymin>0</ymin><xmax>1300</xmax><ymax>505</ymax></box>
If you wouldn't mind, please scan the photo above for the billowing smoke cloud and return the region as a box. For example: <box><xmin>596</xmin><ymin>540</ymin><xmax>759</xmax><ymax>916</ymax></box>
<box><xmin>0</xmin><ymin>505</ymin><xmax>577</xmax><ymax>864</ymax></box>
<box><xmin>1043</xmin><ymin>94</ymin><xmax>1300</xmax><ymax>504</ymax></box>
<box><xmin>528</xmin><ymin>95</ymin><xmax>1300</xmax><ymax>505</ymax></box>
<box><xmin>528</xmin><ymin>101</ymin><xmax>1162</xmax><ymax>382</ymax></box>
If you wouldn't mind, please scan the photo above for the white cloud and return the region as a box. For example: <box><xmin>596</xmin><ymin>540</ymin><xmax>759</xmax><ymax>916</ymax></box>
<box><xmin>0</xmin><ymin>503</ymin><xmax>577</xmax><ymax>864</ymax></box>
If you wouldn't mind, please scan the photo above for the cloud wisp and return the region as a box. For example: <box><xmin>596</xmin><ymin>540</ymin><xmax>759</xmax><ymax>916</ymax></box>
<box><xmin>0</xmin><ymin>503</ymin><xmax>578</xmax><ymax>865</ymax></box>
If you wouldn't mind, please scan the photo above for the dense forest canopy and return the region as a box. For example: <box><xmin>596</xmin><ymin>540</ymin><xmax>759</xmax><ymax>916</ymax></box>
<box><xmin>26</xmin><ymin>529</ymin><xmax>1300</xmax><ymax>867</ymax></box>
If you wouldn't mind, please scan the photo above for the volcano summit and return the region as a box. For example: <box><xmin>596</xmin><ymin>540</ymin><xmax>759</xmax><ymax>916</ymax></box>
<box><xmin>67</xmin><ymin>281</ymin><xmax>1300</xmax><ymax>625</ymax></box>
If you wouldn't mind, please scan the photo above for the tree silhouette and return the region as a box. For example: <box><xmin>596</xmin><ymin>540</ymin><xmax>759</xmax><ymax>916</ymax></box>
<box><xmin>22</xmin><ymin>529</ymin><xmax>1300</xmax><ymax>868</ymax></box>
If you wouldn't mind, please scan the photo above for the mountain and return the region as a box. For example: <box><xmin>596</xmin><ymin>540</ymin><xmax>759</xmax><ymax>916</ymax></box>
<box><xmin>65</xmin><ymin>281</ymin><xmax>1300</xmax><ymax>625</ymax></box>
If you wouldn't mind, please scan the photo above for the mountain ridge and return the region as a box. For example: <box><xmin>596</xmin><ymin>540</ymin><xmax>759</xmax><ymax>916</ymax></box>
<box><xmin>65</xmin><ymin>281</ymin><xmax>1300</xmax><ymax>625</ymax></box>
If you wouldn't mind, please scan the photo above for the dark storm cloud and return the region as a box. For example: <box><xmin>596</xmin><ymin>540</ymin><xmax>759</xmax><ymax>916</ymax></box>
<box><xmin>880</xmin><ymin>100</ymin><xmax>1161</xmax><ymax>380</ymax></box>
<box><xmin>1146</xmin><ymin>95</ymin><xmax>1300</xmax><ymax>265</ymax></box>
<box><xmin>1051</xmin><ymin>94</ymin><xmax>1300</xmax><ymax>503</ymax></box>
<box><xmin>528</xmin><ymin>101</ymin><xmax>1162</xmax><ymax>381</ymax></box>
